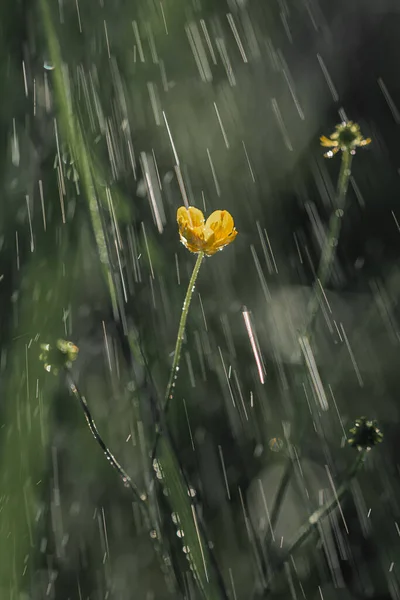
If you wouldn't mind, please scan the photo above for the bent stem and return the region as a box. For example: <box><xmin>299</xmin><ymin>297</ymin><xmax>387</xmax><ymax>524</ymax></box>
<box><xmin>152</xmin><ymin>251</ymin><xmax>204</xmax><ymax>461</ymax></box>
<box><xmin>305</xmin><ymin>149</ymin><xmax>353</xmax><ymax>336</ymax></box>
<box><xmin>263</xmin><ymin>150</ymin><xmax>354</xmax><ymax>578</ymax></box>
<box><xmin>66</xmin><ymin>373</ymin><xmax>181</xmax><ymax>593</ymax></box>
<box><xmin>260</xmin><ymin>449</ymin><xmax>367</xmax><ymax>598</ymax></box>
<box><xmin>66</xmin><ymin>374</ymin><xmax>147</xmax><ymax>507</ymax></box>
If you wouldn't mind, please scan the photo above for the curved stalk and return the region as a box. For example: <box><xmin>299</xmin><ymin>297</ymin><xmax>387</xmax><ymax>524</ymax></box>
<box><xmin>253</xmin><ymin>449</ymin><xmax>367</xmax><ymax>599</ymax></box>
<box><xmin>66</xmin><ymin>374</ymin><xmax>147</xmax><ymax>506</ymax></box>
<box><xmin>152</xmin><ymin>251</ymin><xmax>204</xmax><ymax>461</ymax></box>
<box><xmin>261</xmin><ymin>149</ymin><xmax>354</xmax><ymax>582</ymax></box>
<box><xmin>65</xmin><ymin>373</ymin><xmax>182</xmax><ymax>594</ymax></box>
<box><xmin>262</xmin><ymin>450</ymin><xmax>366</xmax><ymax>597</ymax></box>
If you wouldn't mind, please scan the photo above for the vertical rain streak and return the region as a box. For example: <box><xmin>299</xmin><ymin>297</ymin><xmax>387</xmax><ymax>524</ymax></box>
<box><xmin>139</xmin><ymin>152</ymin><xmax>166</xmax><ymax>233</ymax></box>
<box><xmin>185</xmin><ymin>22</ymin><xmax>213</xmax><ymax>83</ymax></box>
<box><xmin>242</xmin><ymin>307</ymin><xmax>266</xmax><ymax>384</ymax></box>
<box><xmin>298</xmin><ymin>335</ymin><xmax>329</xmax><ymax>410</ymax></box>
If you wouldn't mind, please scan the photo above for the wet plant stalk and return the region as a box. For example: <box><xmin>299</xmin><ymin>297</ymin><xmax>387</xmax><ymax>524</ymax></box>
<box><xmin>65</xmin><ymin>373</ymin><xmax>182</xmax><ymax>594</ymax></box>
<box><xmin>164</xmin><ymin>251</ymin><xmax>204</xmax><ymax>410</ymax></box>
<box><xmin>152</xmin><ymin>250</ymin><xmax>228</xmax><ymax>598</ymax></box>
<box><xmin>158</xmin><ymin>436</ymin><xmax>227</xmax><ymax>600</ymax></box>
<box><xmin>39</xmin><ymin>0</ymin><xmax>119</xmax><ymax>317</ymax></box>
<box><xmin>152</xmin><ymin>251</ymin><xmax>204</xmax><ymax>461</ymax></box>
<box><xmin>260</xmin><ymin>449</ymin><xmax>367</xmax><ymax>598</ymax></box>
<box><xmin>306</xmin><ymin>149</ymin><xmax>353</xmax><ymax>335</ymax></box>
<box><xmin>263</xmin><ymin>150</ymin><xmax>353</xmax><ymax>569</ymax></box>
<box><xmin>66</xmin><ymin>374</ymin><xmax>146</xmax><ymax>506</ymax></box>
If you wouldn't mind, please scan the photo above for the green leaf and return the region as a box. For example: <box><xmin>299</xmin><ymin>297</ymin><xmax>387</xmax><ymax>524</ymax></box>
<box><xmin>158</xmin><ymin>437</ymin><xmax>223</xmax><ymax>600</ymax></box>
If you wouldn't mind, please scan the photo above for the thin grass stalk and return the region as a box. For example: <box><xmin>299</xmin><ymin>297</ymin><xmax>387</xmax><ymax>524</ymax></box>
<box><xmin>157</xmin><ymin>435</ymin><xmax>227</xmax><ymax>600</ymax></box>
<box><xmin>66</xmin><ymin>374</ymin><xmax>146</xmax><ymax>505</ymax></box>
<box><xmin>39</xmin><ymin>0</ymin><xmax>119</xmax><ymax>317</ymax></box>
<box><xmin>39</xmin><ymin>7</ymin><xmax>187</xmax><ymax>591</ymax></box>
<box><xmin>41</xmin><ymin>18</ymin><xmax>175</xmax><ymax>567</ymax></box>
<box><xmin>65</xmin><ymin>372</ymin><xmax>184</xmax><ymax>594</ymax></box>
<box><xmin>260</xmin><ymin>449</ymin><xmax>367</xmax><ymax>598</ymax></box>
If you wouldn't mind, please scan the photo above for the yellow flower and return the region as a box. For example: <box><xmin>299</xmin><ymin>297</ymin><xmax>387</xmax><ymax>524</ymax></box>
<box><xmin>177</xmin><ymin>206</ymin><xmax>238</xmax><ymax>256</ymax></box>
<box><xmin>320</xmin><ymin>121</ymin><xmax>371</xmax><ymax>158</ymax></box>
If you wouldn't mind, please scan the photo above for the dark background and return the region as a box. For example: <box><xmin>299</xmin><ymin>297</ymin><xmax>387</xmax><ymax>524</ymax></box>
<box><xmin>1</xmin><ymin>0</ymin><xmax>400</xmax><ymax>598</ymax></box>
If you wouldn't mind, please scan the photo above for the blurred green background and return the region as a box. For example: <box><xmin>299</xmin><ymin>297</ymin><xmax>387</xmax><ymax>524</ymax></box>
<box><xmin>1</xmin><ymin>0</ymin><xmax>400</xmax><ymax>598</ymax></box>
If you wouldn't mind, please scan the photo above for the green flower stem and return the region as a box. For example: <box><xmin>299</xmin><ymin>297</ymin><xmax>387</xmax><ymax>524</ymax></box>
<box><xmin>261</xmin><ymin>151</ymin><xmax>354</xmax><ymax>589</ymax></box>
<box><xmin>152</xmin><ymin>251</ymin><xmax>204</xmax><ymax>461</ymax></box>
<box><xmin>152</xmin><ymin>251</ymin><xmax>228</xmax><ymax>598</ymax></box>
<box><xmin>164</xmin><ymin>251</ymin><xmax>205</xmax><ymax>410</ymax></box>
<box><xmin>264</xmin><ymin>150</ymin><xmax>354</xmax><ymax>577</ymax></box>
<box><xmin>305</xmin><ymin>149</ymin><xmax>353</xmax><ymax>336</ymax></box>
<box><xmin>260</xmin><ymin>449</ymin><xmax>367</xmax><ymax>598</ymax></box>
<box><xmin>65</xmin><ymin>373</ymin><xmax>182</xmax><ymax>593</ymax></box>
<box><xmin>66</xmin><ymin>374</ymin><xmax>147</xmax><ymax>506</ymax></box>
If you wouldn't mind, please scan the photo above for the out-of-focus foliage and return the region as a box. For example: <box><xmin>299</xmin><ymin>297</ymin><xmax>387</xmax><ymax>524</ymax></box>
<box><xmin>0</xmin><ymin>0</ymin><xmax>400</xmax><ymax>598</ymax></box>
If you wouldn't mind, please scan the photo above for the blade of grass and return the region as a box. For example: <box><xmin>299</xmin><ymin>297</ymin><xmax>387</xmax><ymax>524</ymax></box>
<box><xmin>253</xmin><ymin>449</ymin><xmax>367</xmax><ymax>599</ymax></box>
<box><xmin>39</xmin><ymin>0</ymin><xmax>119</xmax><ymax>318</ymax></box>
<box><xmin>157</xmin><ymin>435</ymin><xmax>226</xmax><ymax>600</ymax></box>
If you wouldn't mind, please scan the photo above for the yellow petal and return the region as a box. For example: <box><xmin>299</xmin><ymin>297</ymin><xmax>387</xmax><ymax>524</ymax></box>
<box><xmin>177</xmin><ymin>206</ymin><xmax>205</xmax><ymax>230</ymax></box>
<box><xmin>205</xmin><ymin>210</ymin><xmax>234</xmax><ymax>236</ymax></box>
<box><xmin>320</xmin><ymin>136</ymin><xmax>337</xmax><ymax>148</ymax></box>
<box><xmin>177</xmin><ymin>207</ymin><xmax>207</xmax><ymax>253</ymax></box>
<box><xmin>212</xmin><ymin>228</ymin><xmax>238</xmax><ymax>253</ymax></box>
<box><xmin>177</xmin><ymin>206</ymin><xmax>237</xmax><ymax>255</ymax></box>
<box><xmin>180</xmin><ymin>238</ymin><xmax>204</xmax><ymax>254</ymax></box>
<box><xmin>204</xmin><ymin>210</ymin><xmax>237</xmax><ymax>254</ymax></box>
